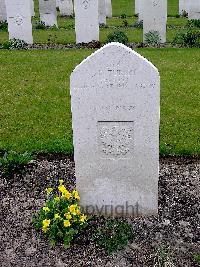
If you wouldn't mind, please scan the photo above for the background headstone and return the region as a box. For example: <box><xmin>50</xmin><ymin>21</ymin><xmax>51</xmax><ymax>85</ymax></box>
<box><xmin>143</xmin><ymin>0</ymin><xmax>167</xmax><ymax>43</ymax></box>
<box><xmin>105</xmin><ymin>0</ymin><xmax>112</xmax><ymax>18</ymax></box>
<box><xmin>98</xmin><ymin>0</ymin><xmax>106</xmax><ymax>25</ymax></box>
<box><xmin>179</xmin><ymin>0</ymin><xmax>189</xmax><ymax>15</ymax></box>
<box><xmin>188</xmin><ymin>0</ymin><xmax>200</xmax><ymax>19</ymax></box>
<box><xmin>39</xmin><ymin>0</ymin><xmax>58</xmax><ymax>27</ymax></box>
<box><xmin>70</xmin><ymin>43</ymin><xmax>160</xmax><ymax>217</ymax></box>
<box><xmin>0</xmin><ymin>0</ymin><xmax>7</xmax><ymax>21</ymax></box>
<box><xmin>74</xmin><ymin>0</ymin><xmax>99</xmax><ymax>43</ymax></box>
<box><xmin>59</xmin><ymin>0</ymin><xmax>73</xmax><ymax>16</ymax></box>
<box><xmin>5</xmin><ymin>0</ymin><xmax>33</xmax><ymax>44</ymax></box>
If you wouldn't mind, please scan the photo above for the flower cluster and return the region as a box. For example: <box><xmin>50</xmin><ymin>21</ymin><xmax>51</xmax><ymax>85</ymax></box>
<box><xmin>33</xmin><ymin>180</ymin><xmax>87</xmax><ymax>247</ymax></box>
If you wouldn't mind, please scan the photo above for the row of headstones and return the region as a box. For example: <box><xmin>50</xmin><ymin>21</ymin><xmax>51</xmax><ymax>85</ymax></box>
<box><xmin>0</xmin><ymin>0</ymin><xmax>200</xmax><ymax>45</ymax></box>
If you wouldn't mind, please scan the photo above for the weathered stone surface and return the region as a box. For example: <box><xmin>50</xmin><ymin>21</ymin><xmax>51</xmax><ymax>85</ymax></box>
<box><xmin>143</xmin><ymin>0</ymin><xmax>167</xmax><ymax>43</ymax></box>
<box><xmin>5</xmin><ymin>0</ymin><xmax>33</xmax><ymax>43</ymax></box>
<box><xmin>74</xmin><ymin>0</ymin><xmax>99</xmax><ymax>43</ymax></box>
<box><xmin>0</xmin><ymin>0</ymin><xmax>7</xmax><ymax>21</ymax></box>
<box><xmin>98</xmin><ymin>0</ymin><xmax>106</xmax><ymax>25</ymax></box>
<box><xmin>39</xmin><ymin>0</ymin><xmax>57</xmax><ymax>27</ymax></box>
<box><xmin>70</xmin><ymin>43</ymin><xmax>160</xmax><ymax>217</ymax></box>
<box><xmin>105</xmin><ymin>0</ymin><xmax>112</xmax><ymax>18</ymax></box>
<box><xmin>188</xmin><ymin>0</ymin><xmax>200</xmax><ymax>19</ymax></box>
<box><xmin>59</xmin><ymin>0</ymin><xmax>73</xmax><ymax>16</ymax></box>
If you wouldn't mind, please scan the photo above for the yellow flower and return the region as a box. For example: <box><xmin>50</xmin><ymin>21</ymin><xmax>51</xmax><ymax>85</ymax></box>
<box><xmin>59</xmin><ymin>179</ymin><xmax>64</xmax><ymax>185</ymax></box>
<box><xmin>58</xmin><ymin>184</ymin><xmax>67</xmax><ymax>194</ymax></box>
<box><xmin>68</xmin><ymin>204</ymin><xmax>80</xmax><ymax>215</ymax></box>
<box><xmin>80</xmin><ymin>215</ymin><xmax>87</xmax><ymax>223</ymax></box>
<box><xmin>54</xmin><ymin>213</ymin><xmax>60</xmax><ymax>220</ymax></box>
<box><xmin>43</xmin><ymin>219</ymin><xmax>51</xmax><ymax>227</ymax></box>
<box><xmin>54</xmin><ymin>196</ymin><xmax>60</xmax><ymax>202</ymax></box>
<box><xmin>64</xmin><ymin>213</ymin><xmax>72</xmax><ymax>220</ymax></box>
<box><xmin>43</xmin><ymin>207</ymin><xmax>50</xmax><ymax>212</ymax></box>
<box><xmin>63</xmin><ymin>220</ymin><xmax>71</xmax><ymax>227</ymax></box>
<box><xmin>45</xmin><ymin>187</ymin><xmax>53</xmax><ymax>194</ymax></box>
<box><xmin>72</xmin><ymin>190</ymin><xmax>80</xmax><ymax>200</ymax></box>
<box><xmin>42</xmin><ymin>226</ymin><xmax>49</xmax><ymax>233</ymax></box>
<box><xmin>62</xmin><ymin>190</ymin><xmax>72</xmax><ymax>200</ymax></box>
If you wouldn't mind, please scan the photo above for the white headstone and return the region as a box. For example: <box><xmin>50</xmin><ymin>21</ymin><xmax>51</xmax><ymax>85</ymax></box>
<box><xmin>70</xmin><ymin>43</ymin><xmax>160</xmax><ymax>217</ymax></box>
<box><xmin>39</xmin><ymin>0</ymin><xmax>58</xmax><ymax>27</ymax></box>
<box><xmin>5</xmin><ymin>0</ymin><xmax>33</xmax><ymax>44</ymax></box>
<box><xmin>98</xmin><ymin>0</ymin><xmax>106</xmax><ymax>25</ymax></box>
<box><xmin>59</xmin><ymin>0</ymin><xmax>73</xmax><ymax>16</ymax></box>
<box><xmin>30</xmin><ymin>0</ymin><xmax>35</xmax><ymax>17</ymax></box>
<box><xmin>0</xmin><ymin>0</ymin><xmax>7</xmax><ymax>21</ymax></box>
<box><xmin>105</xmin><ymin>0</ymin><xmax>112</xmax><ymax>18</ymax></box>
<box><xmin>56</xmin><ymin>0</ymin><xmax>60</xmax><ymax>8</ymax></box>
<box><xmin>137</xmin><ymin>0</ymin><xmax>145</xmax><ymax>21</ymax></box>
<box><xmin>179</xmin><ymin>0</ymin><xmax>189</xmax><ymax>15</ymax></box>
<box><xmin>143</xmin><ymin>0</ymin><xmax>167</xmax><ymax>43</ymax></box>
<box><xmin>188</xmin><ymin>0</ymin><xmax>200</xmax><ymax>19</ymax></box>
<box><xmin>74</xmin><ymin>0</ymin><xmax>99</xmax><ymax>44</ymax></box>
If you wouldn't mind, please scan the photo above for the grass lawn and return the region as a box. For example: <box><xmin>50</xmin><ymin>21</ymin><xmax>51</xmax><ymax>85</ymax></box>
<box><xmin>0</xmin><ymin>48</ymin><xmax>199</xmax><ymax>156</ymax></box>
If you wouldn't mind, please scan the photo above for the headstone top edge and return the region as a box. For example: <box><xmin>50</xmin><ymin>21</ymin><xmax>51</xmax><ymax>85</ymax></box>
<box><xmin>71</xmin><ymin>42</ymin><xmax>159</xmax><ymax>77</ymax></box>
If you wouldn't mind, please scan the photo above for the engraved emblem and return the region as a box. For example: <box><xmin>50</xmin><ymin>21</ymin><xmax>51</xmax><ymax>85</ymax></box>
<box><xmin>82</xmin><ymin>0</ymin><xmax>90</xmax><ymax>9</ymax></box>
<box><xmin>14</xmin><ymin>15</ymin><xmax>24</xmax><ymax>25</ymax></box>
<box><xmin>98</xmin><ymin>122</ymin><xmax>134</xmax><ymax>158</ymax></box>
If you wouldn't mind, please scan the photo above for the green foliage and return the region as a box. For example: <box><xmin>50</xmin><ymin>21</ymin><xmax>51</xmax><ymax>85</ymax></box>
<box><xmin>144</xmin><ymin>31</ymin><xmax>161</xmax><ymax>45</ymax></box>
<box><xmin>120</xmin><ymin>14</ymin><xmax>127</xmax><ymax>19</ymax></box>
<box><xmin>0</xmin><ymin>20</ymin><xmax>8</xmax><ymax>31</ymax></box>
<box><xmin>188</xmin><ymin>19</ymin><xmax>200</xmax><ymax>28</ymax></box>
<box><xmin>173</xmin><ymin>29</ymin><xmax>200</xmax><ymax>47</ymax></box>
<box><xmin>106</xmin><ymin>31</ymin><xmax>129</xmax><ymax>44</ymax></box>
<box><xmin>33</xmin><ymin>180</ymin><xmax>87</xmax><ymax>247</ymax></box>
<box><xmin>153</xmin><ymin>245</ymin><xmax>173</xmax><ymax>267</ymax></box>
<box><xmin>35</xmin><ymin>21</ymin><xmax>58</xmax><ymax>30</ymax></box>
<box><xmin>180</xmin><ymin>10</ymin><xmax>188</xmax><ymax>18</ymax></box>
<box><xmin>122</xmin><ymin>19</ymin><xmax>129</xmax><ymax>27</ymax></box>
<box><xmin>0</xmin><ymin>39</ymin><xmax>28</xmax><ymax>50</ymax></box>
<box><xmin>0</xmin><ymin>151</ymin><xmax>33</xmax><ymax>177</ymax></box>
<box><xmin>133</xmin><ymin>20</ymin><xmax>143</xmax><ymax>29</ymax></box>
<box><xmin>194</xmin><ymin>254</ymin><xmax>200</xmax><ymax>264</ymax></box>
<box><xmin>92</xmin><ymin>219</ymin><xmax>134</xmax><ymax>254</ymax></box>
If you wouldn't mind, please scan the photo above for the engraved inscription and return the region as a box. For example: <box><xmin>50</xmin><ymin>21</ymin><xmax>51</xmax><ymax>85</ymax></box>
<box><xmin>98</xmin><ymin>121</ymin><xmax>134</xmax><ymax>159</ymax></box>
<box><xmin>14</xmin><ymin>14</ymin><xmax>24</xmax><ymax>25</ymax></box>
<box><xmin>82</xmin><ymin>0</ymin><xmax>90</xmax><ymax>9</ymax></box>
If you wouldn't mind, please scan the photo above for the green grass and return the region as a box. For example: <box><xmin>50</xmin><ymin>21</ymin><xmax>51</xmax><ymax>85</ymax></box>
<box><xmin>0</xmin><ymin>48</ymin><xmax>199</xmax><ymax>155</ymax></box>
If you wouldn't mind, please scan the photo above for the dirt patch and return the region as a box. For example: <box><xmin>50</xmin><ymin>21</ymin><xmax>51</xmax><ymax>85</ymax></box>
<box><xmin>0</xmin><ymin>156</ymin><xmax>199</xmax><ymax>267</ymax></box>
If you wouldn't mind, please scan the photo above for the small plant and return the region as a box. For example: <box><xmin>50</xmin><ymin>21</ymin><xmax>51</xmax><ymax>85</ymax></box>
<box><xmin>106</xmin><ymin>31</ymin><xmax>129</xmax><ymax>45</ymax></box>
<box><xmin>153</xmin><ymin>245</ymin><xmax>174</xmax><ymax>267</ymax></box>
<box><xmin>133</xmin><ymin>20</ymin><xmax>143</xmax><ymax>29</ymax></box>
<box><xmin>173</xmin><ymin>29</ymin><xmax>200</xmax><ymax>47</ymax></box>
<box><xmin>120</xmin><ymin>14</ymin><xmax>127</xmax><ymax>19</ymax></box>
<box><xmin>33</xmin><ymin>180</ymin><xmax>88</xmax><ymax>247</ymax></box>
<box><xmin>194</xmin><ymin>254</ymin><xmax>200</xmax><ymax>264</ymax></box>
<box><xmin>0</xmin><ymin>38</ymin><xmax>28</xmax><ymax>50</ymax></box>
<box><xmin>144</xmin><ymin>30</ymin><xmax>161</xmax><ymax>45</ymax></box>
<box><xmin>0</xmin><ymin>20</ymin><xmax>8</xmax><ymax>31</ymax></box>
<box><xmin>180</xmin><ymin>10</ymin><xmax>188</xmax><ymax>18</ymax></box>
<box><xmin>92</xmin><ymin>219</ymin><xmax>134</xmax><ymax>254</ymax></box>
<box><xmin>0</xmin><ymin>151</ymin><xmax>33</xmax><ymax>177</ymax></box>
<box><xmin>122</xmin><ymin>19</ymin><xmax>129</xmax><ymax>27</ymax></box>
<box><xmin>35</xmin><ymin>21</ymin><xmax>46</xmax><ymax>30</ymax></box>
<box><xmin>188</xmin><ymin>19</ymin><xmax>200</xmax><ymax>28</ymax></box>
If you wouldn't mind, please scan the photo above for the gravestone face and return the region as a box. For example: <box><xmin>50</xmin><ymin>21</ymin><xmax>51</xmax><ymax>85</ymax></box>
<box><xmin>179</xmin><ymin>0</ymin><xmax>189</xmax><ymax>15</ymax></box>
<box><xmin>70</xmin><ymin>43</ymin><xmax>160</xmax><ymax>217</ymax></box>
<box><xmin>188</xmin><ymin>0</ymin><xmax>200</xmax><ymax>19</ymax></box>
<box><xmin>5</xmin><ymin>0</ymin><xmax>33</xmax><ymax>44</ymax></box>
<box><xmin>39</xmin><ymin>0</ymin><xmax>57</xmax><ymax>27</ymax></box>
<box><xmin>137</xmin><ymin>0</ymin><xmax>145</xmax><ymax>21</ymax></box>
<box><xmin>59</xmin><ymin>0</ymin><xmax>73</xmax><ymax>16</ymax></box>
<box><xmin>74</xmin><ymin>0</ymin><xmax>99</xmax><ymax>43</ymax></box>
<box><xmin>105</xmin><ymin>0</ymin><xmax>112</xmax><ymax>18</ymax></box>
<box><xmin>98</xmin><ymin>0</ymin><xmax>106</xmax><ymax>25</ymax></box>
<box><xmin>143</xmin><ymin>0</ymin><xmax>167</xmax><ymax>43</ymax></box>
<box><xmin>0</xmin><ymin>0</ymin><xmax>7</xmax><ymax>21</ymax></box>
